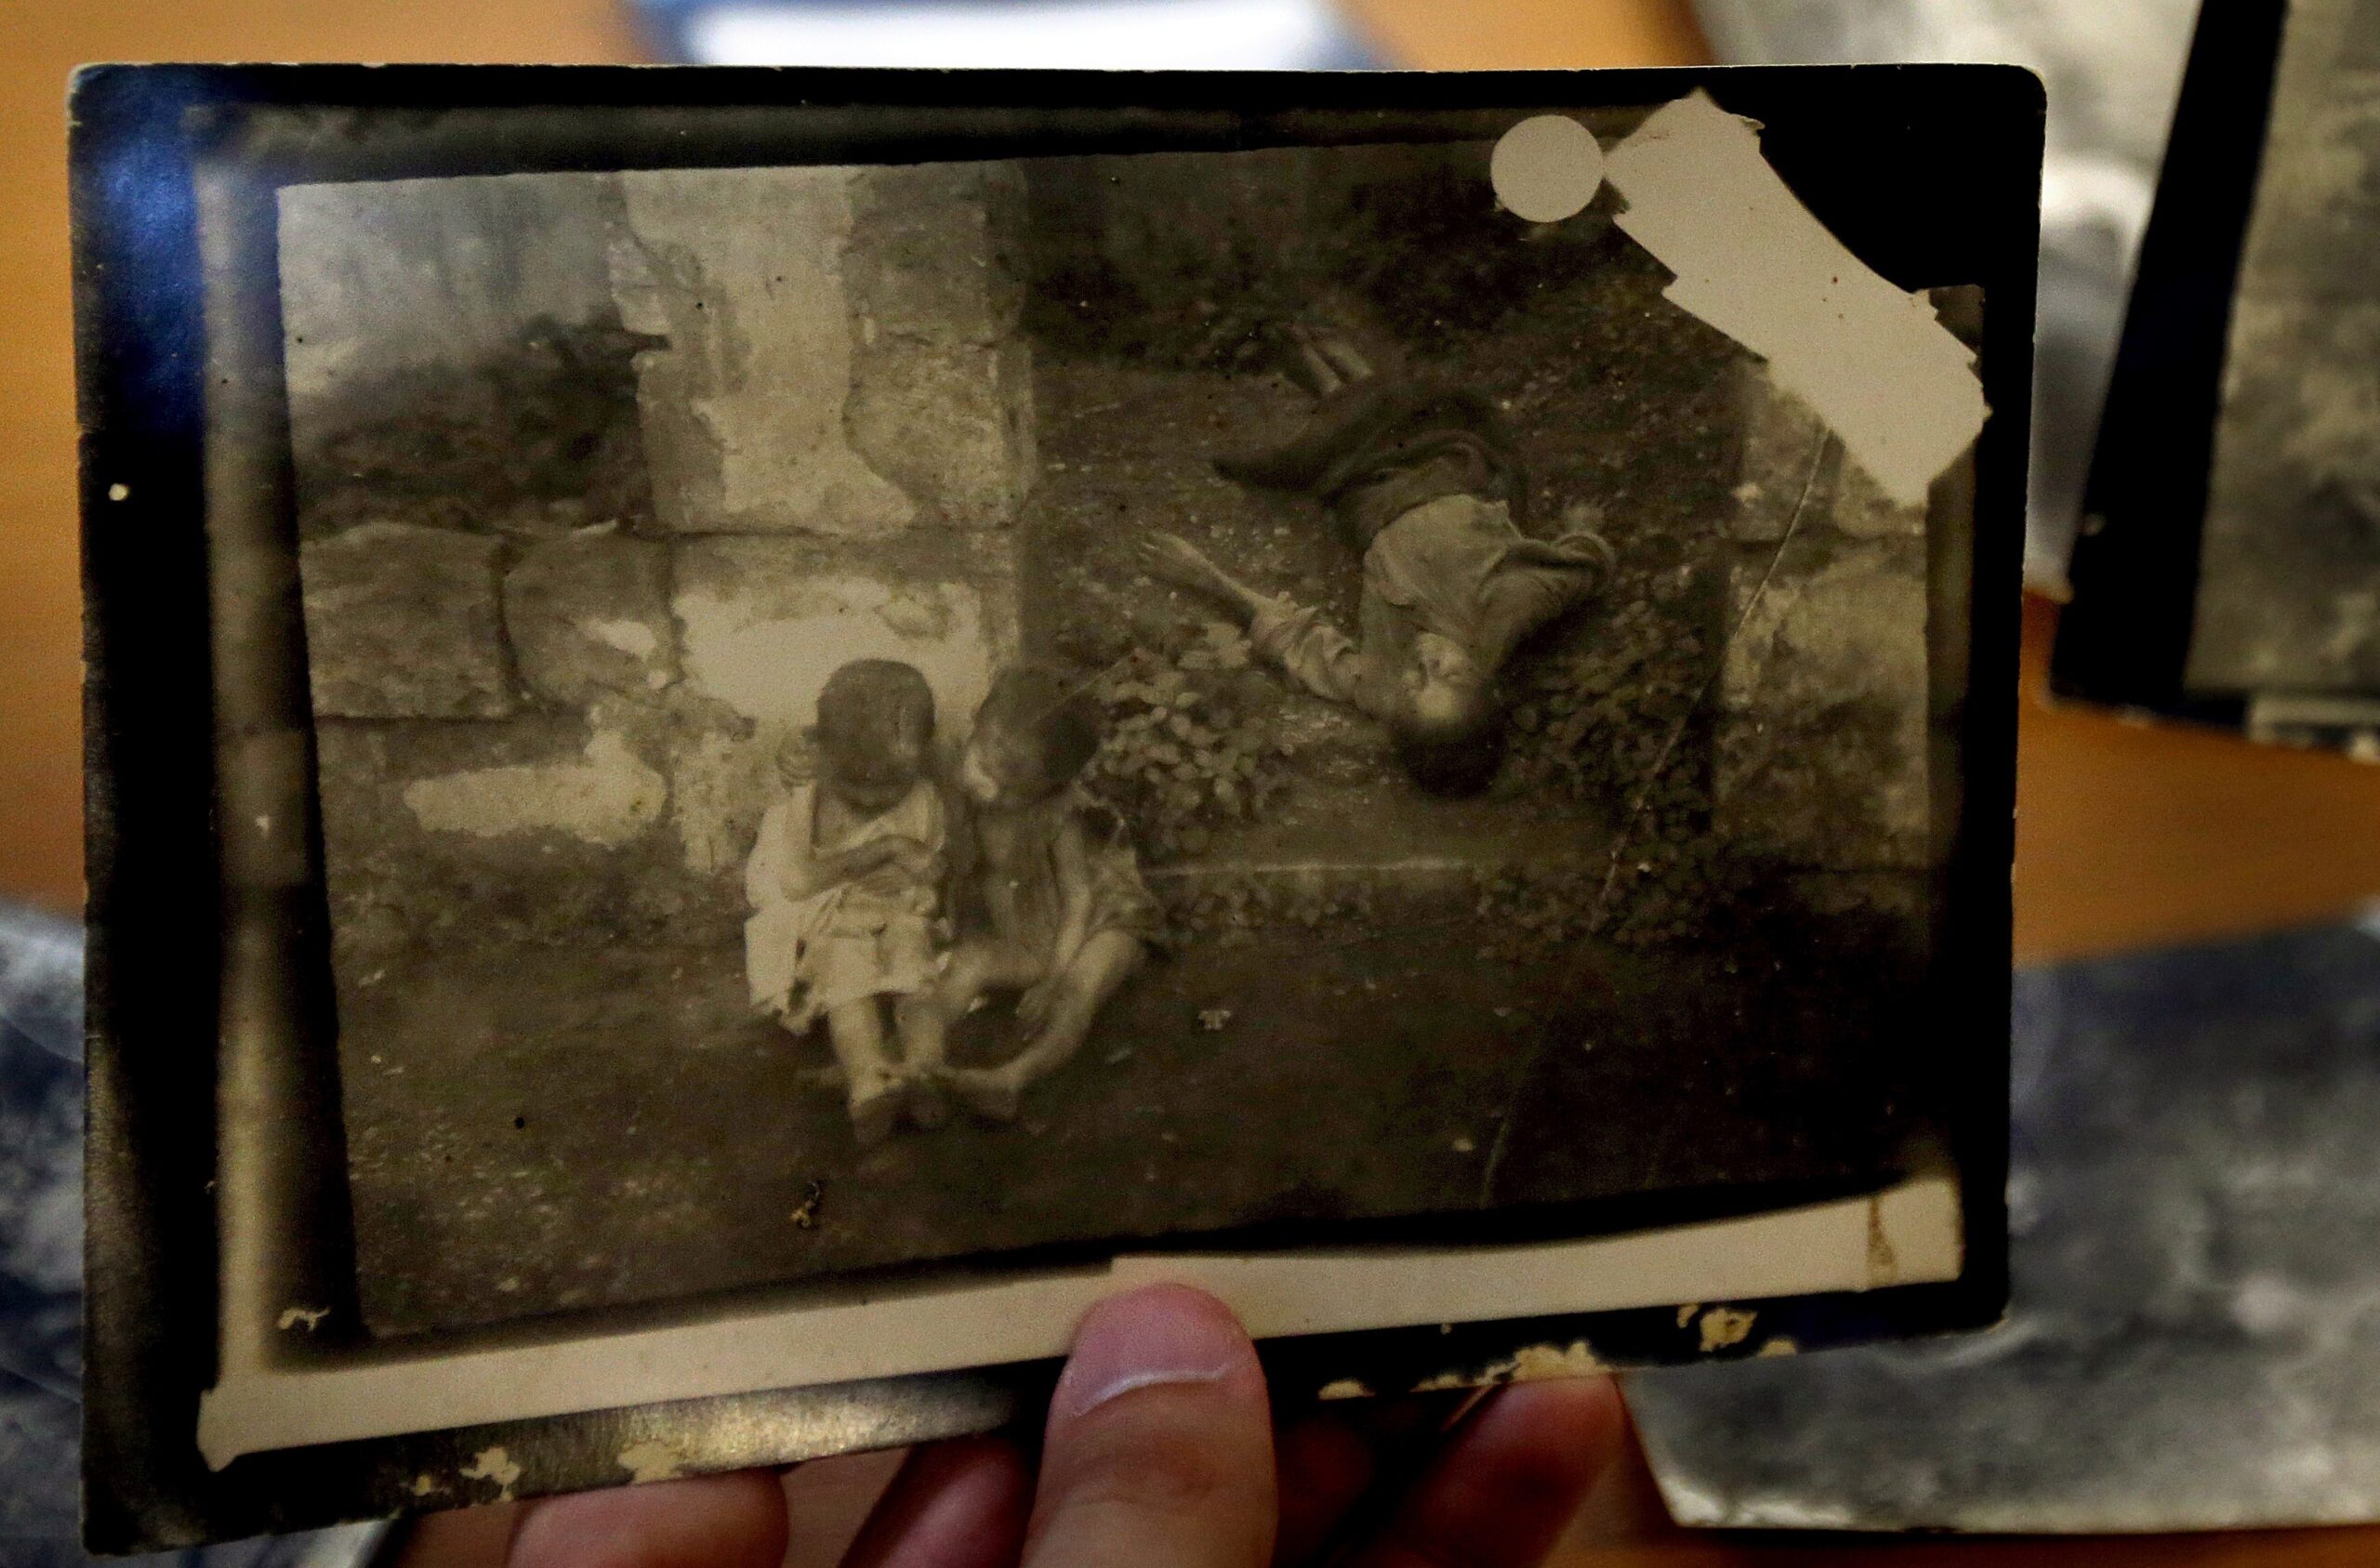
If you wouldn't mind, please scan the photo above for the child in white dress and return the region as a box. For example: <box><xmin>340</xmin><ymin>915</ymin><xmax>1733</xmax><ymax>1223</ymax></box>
<box><xmin>745</xmin><ymin>659</ymin><xmax>950</xmax><ymax>1145</ymax></box>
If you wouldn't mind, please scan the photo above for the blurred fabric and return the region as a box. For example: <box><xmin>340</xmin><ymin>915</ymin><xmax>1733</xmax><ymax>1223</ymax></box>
<box><xmin>648</xmin><ymin>0</ymin><xmax>1381</xmax><ymax>68</ymax></box>
<box><xmin>1632</xmin><ymin>916</ymin><xmax>2380</xmax><ymax>1532</ymax></box>
<box><xmin>1692</xmin><ymin>0</ymin><xmax>2202</xmax><ymax>598</ymax></box>
<box><xmin>0</xmin><ymin>905</ymin><xmax>381</xmax><ymax>1567</ymax></box>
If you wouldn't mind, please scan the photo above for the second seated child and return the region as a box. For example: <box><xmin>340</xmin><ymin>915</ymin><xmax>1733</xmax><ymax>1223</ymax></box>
<box><xmin>745</xmin><ymin>658</ymin><xmax>951</xmax><ymax>1146</ymax></box>
<box><xmin>938</xmin><ymin>665</ymin><xmax>1163</xmax><ymax>1122</ymax></box>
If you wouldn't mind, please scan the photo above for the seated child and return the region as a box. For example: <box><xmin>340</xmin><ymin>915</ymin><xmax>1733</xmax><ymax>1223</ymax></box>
<box><xmin>937</xmin><ymin>665</ymin><xmax>1162</xmax><ymax>1122</ymax></box>
<box><xmin>744</xmin><ymin>658</ymin><xmax>951</xmax><ymax>1147</ymax></box>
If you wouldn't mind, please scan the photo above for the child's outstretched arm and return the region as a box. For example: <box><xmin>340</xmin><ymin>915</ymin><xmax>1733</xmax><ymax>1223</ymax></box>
<box><xmin>1131</xmin><ymin>532</ymin><xmax>1273</xmax><ymax>625</ymax></box>
<box><xmin>1133</xmin><ymin>530</ymin><xmax>1381</xmax><ymax>716</ymax></box>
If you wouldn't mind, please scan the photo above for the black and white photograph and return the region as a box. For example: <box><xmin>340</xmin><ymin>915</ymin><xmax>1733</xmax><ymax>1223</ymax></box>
<box><xmin>2180</xmin><ymin>0</ymin><xmax>2380</xmax><ymax>736</ymax></box>
<box><xmin>287</xmin><ymin>121</ymin><xmax>1971</xmax><ymax>1338</ymax></box>
<box><xmin>73</xmin><ymin>66</ymin><xmax>2034</xmax><ymax>1546</ymax></box>
<box><xmin>2056</xmin><ymin>0</ymin><xmax>2380</xmax><ymax>746</ymax></box>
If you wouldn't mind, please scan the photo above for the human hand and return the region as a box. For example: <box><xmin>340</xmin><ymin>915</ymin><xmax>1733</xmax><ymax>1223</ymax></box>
<box><xmin>1016</xmin><ymin>978</ymin><xmax>1061</xmax><ymax>1033</ymax></box>
<box><xmin>504</xmin><ymin>1283</ymin><xmax>1624</xmax><ymax>1568</ymax></box>
<box><xmin>1133</xmin><ymin>531</ymin><xmax>1229</xmax><ymax>597</ymax></box>
<box><xmin>879</xmin><ymin>836</ymin><xmax>940</xmax><ymax>878</ymax></box>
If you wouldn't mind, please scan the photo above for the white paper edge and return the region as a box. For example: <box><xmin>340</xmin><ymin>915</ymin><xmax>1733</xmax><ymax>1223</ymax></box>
<box><xmin>199</xmin><ymin>1170</ymin><xmax>1960</xmax><ymax>1467</ymax></box>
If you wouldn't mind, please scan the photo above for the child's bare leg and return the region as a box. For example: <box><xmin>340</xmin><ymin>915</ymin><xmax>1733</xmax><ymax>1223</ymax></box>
<box><xmin>981</xmin><ymin>932</ymin><xmax>1146</xmax><ymax>1105</ymax></box>
<box><xmin>933</xmin><ymin>939</ymin><xmax>1007</xmax><ymax>1024</ymax></box>
<box><xmin>893</xmin><ymin>992</ymin><xmax>950</xmax><ymax>1129</ymax></box>
<box><xmin>824</xmin><ymin>999</ymin><xmax>904</xmax><ymax>1147</ymax></box>
<box><xmin>939</xmin><ymin>941</ymin><xmax>1052</xmax><ymax>1124</ymax></box>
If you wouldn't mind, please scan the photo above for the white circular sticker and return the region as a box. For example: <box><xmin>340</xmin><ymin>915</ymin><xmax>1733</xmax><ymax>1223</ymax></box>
<box><xmin>1490</xmin><ymin>114</ymin><xmax>1605</xmax><ymax>224</ymax></box>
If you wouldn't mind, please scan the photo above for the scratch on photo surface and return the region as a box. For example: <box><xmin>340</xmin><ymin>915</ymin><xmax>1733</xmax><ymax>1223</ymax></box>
<box><xmin>790</xmin><ymin>1179</ymin><xmax>824</xmax><ymax>1229</ymax></box>
<box><xmin>1474</xmin><ymin>427</ymin><xmax>1828</xmax><ymax>1209</ymax></box>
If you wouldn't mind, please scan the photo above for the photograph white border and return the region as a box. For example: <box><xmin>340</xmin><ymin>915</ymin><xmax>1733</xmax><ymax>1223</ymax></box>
<box><xmin>203</xmin><ymin>1160</ymin><xmax>1958</xmax><ymax>1466</ymax></box>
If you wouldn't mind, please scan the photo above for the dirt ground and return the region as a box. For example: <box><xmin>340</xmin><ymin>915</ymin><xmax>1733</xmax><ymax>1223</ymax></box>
<box><xmin>337</xmin><ymin>924</ymin><xmax>1919</xmax><ymax>1338</ymax></box>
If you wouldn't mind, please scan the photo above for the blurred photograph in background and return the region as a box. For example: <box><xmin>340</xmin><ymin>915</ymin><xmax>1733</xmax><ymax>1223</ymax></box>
<box><xmin>1694</xmin><ymin>0</ymin><xmax>2200</xmax><ymax>596</ymax></box>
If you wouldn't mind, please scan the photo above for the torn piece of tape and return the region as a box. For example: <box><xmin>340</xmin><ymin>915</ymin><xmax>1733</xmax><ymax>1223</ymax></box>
<box><xmin>1606</xmin><ymin>92</ymin><xmax>1987</xmax><ymax>507</ymax></box>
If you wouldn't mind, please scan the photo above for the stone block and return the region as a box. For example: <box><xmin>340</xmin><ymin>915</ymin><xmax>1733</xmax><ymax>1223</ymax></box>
<box><xmin>2189</xmin><ymin>299</ymin><xmax>2380</xmax><ymax>692</ymax></box>
<box><xmin>1726</xmin><ymin>364</ymin><xmax>1830</xmax><ymax>542</ymax></box>
<box><xmin>1716</xmin><ymin>534</ymin><xmax>1929</xmax><ymax>870</ymax></box>
<box><xmin>848</xmin><ymin>334</ymin><xmax>1037</xmax><ymax>528</ymax></box>
<box><xmin>666</xmin><ymin>724</ymin><xmax>775</xmax><ymax>881</ymax></box>
<box><xmin>670</xmin><ymin>535</ymin><xmax>1019</xmax><ymax>738</ymax></box>
<box><xmin>395</xmin><ymin>722</ymin><xmax>668</xmax><ymax>850</ymax></box>
<box><xmin>314</xmin><ymin>712</ymin><xmax>746</xmax><ymax>950</ymax></box>
<box><xmin>1829</xmin><ymin>454</ymin><xmax>1929</xmax><ymax>539</ymax></box>
<box><xmin>612</xmin><ymin>166</ymin><xmax>917</xmax><ymax>536</ymax></box>
<box><xmin>845</xmin><ymin>162</ymin><xmax>1026</xmax><ymax>346</ymax></box>
<box><xmin>503</xmin><ymin>531</ymin><xmax>678</xmax><ymax>705</ymax></box>
<box><xmin>300</xmin><ymin>522</ymin><xmax>511</xmax><ymax>718</ymax></box>
<box><xmin>1729</xmin><ymin>362</ymin><xmax>1927</xmax><ymax>541</ymax></box>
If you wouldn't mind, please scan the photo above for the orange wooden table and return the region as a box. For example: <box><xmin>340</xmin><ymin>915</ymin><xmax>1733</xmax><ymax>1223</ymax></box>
<box><xmin>11</xmin><ymin>2</ymin><xmax>2380</xmax><ymax>1562</ymax></box>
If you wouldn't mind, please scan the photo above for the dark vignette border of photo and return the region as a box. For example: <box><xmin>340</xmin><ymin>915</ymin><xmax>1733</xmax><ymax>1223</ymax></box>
<box><xmin>2048</xmin><ymin>0</ymin><xmax>2294</xmax><ymax>723</ymax></box>
<box><xmin>73</xmin><ymin>63</ymin><xmax>2037</xmax><ymax>1551</ymax></box>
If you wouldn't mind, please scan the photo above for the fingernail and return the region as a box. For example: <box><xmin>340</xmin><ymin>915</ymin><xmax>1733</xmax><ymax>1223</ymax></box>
<box><xmin>1050</xmin><ymin>1284</ymin><xmax>1249</xmax><ymax>1424</ymax></box>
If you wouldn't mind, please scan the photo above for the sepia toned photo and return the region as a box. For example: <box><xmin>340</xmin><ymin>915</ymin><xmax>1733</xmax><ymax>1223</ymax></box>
<box><xmin>2056</xmin><ymin>0</ymin><xmax>2380</xmax><ymax>749</ymax></box>
<box><xmin>2181</xmin><ymin>0</ymin><xmax>2380</xmax><ymax>737</ymax></box>
<box><xmin>74</xmin><ymin>68</ymin><xmax>2034</xmax><ymax>1545</ymax></box>
<box><xmin>274</xmin><ymin>133</ymin><xmax>1964</xmax><ymax>1343</ymax></box>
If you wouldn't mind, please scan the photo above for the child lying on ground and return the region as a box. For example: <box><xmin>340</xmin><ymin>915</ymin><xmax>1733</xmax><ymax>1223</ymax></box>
<box><xmin>1139</xmin><ymin>323</ymin><xmax>1613</xmax><ymax>798</ymax></box>
<box><xmin>745</xmin><ymin>658</ymin><xmax>951</xmax><ymax>1147</ymax></box>
<box><xmin>938</xmin><ymin>665</ymin><xmax>1163</xmax><ymax>1122</ymax></box>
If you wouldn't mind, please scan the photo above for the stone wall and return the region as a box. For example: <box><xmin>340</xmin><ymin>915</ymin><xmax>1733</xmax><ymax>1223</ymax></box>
<box><xmin>289</xmin><ymin>164</ymin><xmax>1031</xmax><ymax>951</ymax></box>
<box><xmin>1713</xmin><ymin>360</ymin><xmax>1933</xmax><ymax>876</ymax></box>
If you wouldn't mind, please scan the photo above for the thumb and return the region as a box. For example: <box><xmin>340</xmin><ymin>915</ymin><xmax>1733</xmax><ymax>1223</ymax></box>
<box><xmin>1021</xmin><ymin>1284</ymin><xmax>1276</xmax><ymax>1568</ymax></box>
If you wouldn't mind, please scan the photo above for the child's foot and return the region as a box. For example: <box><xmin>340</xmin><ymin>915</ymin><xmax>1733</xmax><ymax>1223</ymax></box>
<box><xmin>906</xmin><ymin>1077</ymin><xmax>950</xmax><ymax>1131</ymax></box>
<box><xmin>848</xmin><ymin>1080</ymin><xmax>906</xmax><ymax>1148</ymax></box>
<box><xmin>945</xmin><ymin>1068</ymin><xmax>1024</xmax><ymax>1125</ymax></box>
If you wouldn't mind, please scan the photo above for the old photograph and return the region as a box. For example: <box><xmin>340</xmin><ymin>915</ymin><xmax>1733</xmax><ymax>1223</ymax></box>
<box><xmin>281</xmin><ymin>117</ymin><xmax>1968</xmax><ymax>1342</ymax></box>
<box><xmin>2183</xmin><ymin>0</ymin><xmax>2380</xmax><ymax>732</ymax></box>
<box><xmin>75</xmin><ymin>66</ymin><xmax>2035</xmax><ymax>1543</ymax></box>
<box><xmin>2056</xmin><ymin>0</ymin><xmax>2380</xmax><ymax>746</ymax></box>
